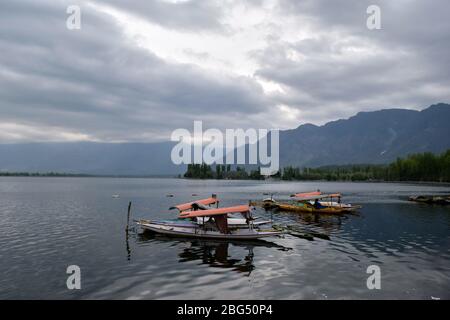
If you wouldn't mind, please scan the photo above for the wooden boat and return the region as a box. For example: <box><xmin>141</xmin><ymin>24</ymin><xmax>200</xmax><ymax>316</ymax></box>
<box><xmin>137</xmin><ymin>205</ymin><xmax>281</xmax><ymax>240</ymax></box>
<box><xmin>409</xmin><ymin>195</ymin><xmax>450</xmax><ymax>205</ymax></box>
<box><xmin>291</xmin><ymin>192</ymin><xmax>361</xmax><ymax>212</ymax></box>
<box><xmin>276</xmin><ymin>201</ymin><xmax>347</xmax><ymax>214</ymax></box>
<box><xmin>195</xmin><ymin>216</ymin><xmax>272</xmax><ymax>227</ymax></box>
<box><xmin>171</xmin><ymin>195</ymin><xmax>272</xmax><ymax>226</ymax></box>
<box><xmin>270</xmin><ymin>194</ymin><xmax>360</xmax><ymax>214</ymax></box>
<box><xmin>252</xmin><ymin>192</ymin><xmax>360</xmax><ymax>214</ymax></box>
<box><xmin>137</xmin><ymin>221</ymin><xmax>281</xmax><ymax>239</ymax></box>
<box><xmin>261</xmin><ymin>196</ymin><xmax>278</xmax><ymax>209</ymax></box>
<box><xmin>137</xmin><ymin>217</ymin><xmax>272</xmax><ymax>229</ymax></box>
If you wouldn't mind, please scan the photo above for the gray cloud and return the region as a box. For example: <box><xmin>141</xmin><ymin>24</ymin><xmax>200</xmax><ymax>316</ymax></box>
<box><xmin>94</xmin><ymin>0</ymin><xmax>225</xmax><ymax>32</ymax></box>
<box><xmin>0</xmin><ymin>0</ymin><xmax>449</xmax><ymax>142</ymax></box>
<box><xmin>0</xmin><ymin>0</ymin><xmax>272</xmax><ymax>142</ymax></box>
<box><xmin>255</xmin><ymin>0</ymin><xmax>450</xmax><ymax>123</ymax></box>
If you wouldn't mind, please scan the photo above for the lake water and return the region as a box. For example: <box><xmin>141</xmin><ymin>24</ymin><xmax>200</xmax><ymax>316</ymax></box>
<box><xmin>0</xmin><ymin>177</ymin><xmax>449</xmax><ymax>299</ymax></box>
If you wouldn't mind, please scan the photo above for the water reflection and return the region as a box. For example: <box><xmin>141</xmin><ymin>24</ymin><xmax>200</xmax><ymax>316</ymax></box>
<box><xmin>269</xmin><ymin>206</ymin><xmax>358</xmax><ymax>236</ymax></box>
<box><xmin>1</xmin><ymin>177</ymin><xmax>449</xmax><ymax>299</ymax></box>
<box><xmin>136</xmin><ymin>231</ymin><xmax>291</xmax><ymax>276</ymax></box>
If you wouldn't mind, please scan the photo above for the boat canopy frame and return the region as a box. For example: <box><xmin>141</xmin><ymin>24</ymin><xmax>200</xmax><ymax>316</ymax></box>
<box><xmin>294</xmin><ymin>193</ymin><xmax>342</xmax><ymax>202</ymax></box>
<box><xmin>179</xmin><ymin>205</ymin><xmax>254</xmax><ymax>234</ymax></box>
<box><xmin>170</xmin><ymin>194</ymin><xmax>219</xmax><ymax>212</ymax></box>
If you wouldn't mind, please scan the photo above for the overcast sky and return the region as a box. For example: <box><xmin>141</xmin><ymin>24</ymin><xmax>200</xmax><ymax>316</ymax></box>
<box><xmin>0</xmin><ymin>0</ymin><xmax>449</xmax><ymax>143</ymax></box>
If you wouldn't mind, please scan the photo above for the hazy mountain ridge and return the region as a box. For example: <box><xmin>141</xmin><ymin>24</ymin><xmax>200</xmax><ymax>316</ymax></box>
<box><xmin>0</xmin><ymin>103</ymin><xmax>449</xmax><ymax>175</ymax></box>
<box><xmin>280</xmin><ymin>103</ymin><xmax>450</xmax><ymax>167</ymax></box>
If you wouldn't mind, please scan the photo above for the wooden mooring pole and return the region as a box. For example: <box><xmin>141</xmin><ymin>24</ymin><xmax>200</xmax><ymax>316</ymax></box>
<box><xmin>126</xmin><ymin>201</ymin><xmax>132</xmax><ymax>232</ymax></box>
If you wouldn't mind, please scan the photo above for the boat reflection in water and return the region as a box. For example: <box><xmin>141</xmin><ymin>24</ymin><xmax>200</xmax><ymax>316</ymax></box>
<box><xmin>136</xmin><ymin>231</ymin><xmax>291</xmax><ymax>276</ymax></box>
<box><xmin>291</xmin><ymin>210</ymin><xmax>349</xmax><ymax>230</ymax></box>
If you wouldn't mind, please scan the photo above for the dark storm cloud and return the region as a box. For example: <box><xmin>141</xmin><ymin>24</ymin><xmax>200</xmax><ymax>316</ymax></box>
<box><xmin>0</xmin><ymin>0</ymin><xmax>270</xmax><ymax>142</ymax></box>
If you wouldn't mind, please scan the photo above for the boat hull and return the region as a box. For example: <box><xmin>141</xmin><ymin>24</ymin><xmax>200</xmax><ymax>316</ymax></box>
<box><xmin>315</xmin><ymin>201</ymin><xmax>361</xmax><ymax>212</ymax></box>
<box><xmin>276</xmin><ymin>202</ymin><xmax>347</xmax><ymax>214</ymax></box>
<box><xmin>138</xmin><ymin>218</ymin><xmax>272</xmax><ymax>229</ymax></box>
<box><xmin>257</xmin><ymin>199</ymin><xmax>361</xmax><ymax>213</ymax></box>
<box><xmin>409</xmin><ymin>195</ymin><xmax>450</xmax><ymax>205</ymax></box>
<box><xmin>137</xmin><ymin>222</ymin><xmax>282</xmax><ymax>240</ymax></box>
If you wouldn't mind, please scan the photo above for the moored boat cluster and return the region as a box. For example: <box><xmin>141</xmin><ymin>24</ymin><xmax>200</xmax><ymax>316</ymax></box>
<box><xmin>137</xmin><ymin>194</ymin><xmax>282</xmax><ymax>240</ymax></box>
<box><xmin>137</xmin><ymin>191</ymin><xmax>362</xmax><ymax>240</ymax></box>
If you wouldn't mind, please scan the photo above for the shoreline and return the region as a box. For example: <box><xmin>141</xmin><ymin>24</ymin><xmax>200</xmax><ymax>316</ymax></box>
<box><xmin>0</xmin><ymin>173</ymin><xmax>178</xmax><ymax>179</ymax></box>
<box><xmin>1</xmin><ymin>173</ymin><xmax>450</xmax><ymax>186</ymax></box>
<box><xmin>180</xmin><ymin>177</ymin><xmax>450</xmax><ymax>186</ymax></box>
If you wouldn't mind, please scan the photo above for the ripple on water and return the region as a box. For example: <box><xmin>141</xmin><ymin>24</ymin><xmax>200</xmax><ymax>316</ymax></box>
<box><xmin>0</xmin><ymin>178</ymin><xmax>449</xmax><ymax>299</ymax></box>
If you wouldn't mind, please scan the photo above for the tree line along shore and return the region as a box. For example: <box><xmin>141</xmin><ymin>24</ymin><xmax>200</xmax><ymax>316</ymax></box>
<box><xmin>1</xmin><ymin>150</ymin><xmax>449</xmax><ymax>182</ymax></box>
<box><xmin>0</xmin><ymin>172</ymin><xmax>93</xmax><ymax>177</ymax></box>
<box><xmin>184</xmin><ymin>149</ymin><xmax>450</xmax><ymax>183</ymax></box>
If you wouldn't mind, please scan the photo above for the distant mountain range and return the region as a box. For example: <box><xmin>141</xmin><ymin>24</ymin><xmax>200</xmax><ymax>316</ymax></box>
<box><xmin>279</xmin><ymin>103</ymin><xmax>450</xmax><ymax>167</ymax></box>
<box><xmin>0</xmin><ymin>103</ymin><xmax>449</xmax><ymax>175</ymax></box>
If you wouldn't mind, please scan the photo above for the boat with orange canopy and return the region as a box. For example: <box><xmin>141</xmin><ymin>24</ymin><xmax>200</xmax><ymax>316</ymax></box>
<box><xmin>137</xmin><ymin>204</ymin><xmax>282</xmax><ymax>240</ymax></box>
<box><xmin>277</xmin><ymin>193</ymin><xmax>360</xmax><ymax>214</ymax></box>
<box><xmin>290</xmin><ymin>191</ymin><xmax>361</xmax><ymax>212</ymax></box>
<box><xmin>170</xmin><ymin>195</ymin><xmax>272</xmax><ymax>227</ymax></box>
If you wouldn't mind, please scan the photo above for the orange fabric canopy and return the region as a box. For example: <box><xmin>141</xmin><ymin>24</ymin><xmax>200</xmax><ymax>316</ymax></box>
<box><xmin>295</xmin><ymin>193</ymin><xmax>342</xmax><ymax>201</ymax></box>
<box><xmin>179</xmin><ymin>205</ymin><xmax>250</xmax><ymax>218</ymax></box>
<box><xmin>291</xmin><ymin>191</ymin><xmax>321</xmax><ymax>198</ymax></box>
<box><xmin>328</xmin><ymin>193</ymin><xmax>341</xmax><ymax>198</ymax></box>
<box><xmin>173</xmin><ymin>197</ymin><xmax>218</xmax><ymax>212</ymax></box>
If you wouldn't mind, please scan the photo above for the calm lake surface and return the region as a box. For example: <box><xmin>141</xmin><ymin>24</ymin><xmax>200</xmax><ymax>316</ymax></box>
<box><xmin>0</xmin><ymin>177</ymin><xmax>449</xmax><ymax>299</ymax></box>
